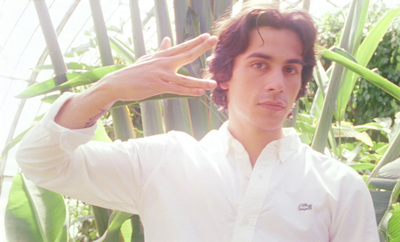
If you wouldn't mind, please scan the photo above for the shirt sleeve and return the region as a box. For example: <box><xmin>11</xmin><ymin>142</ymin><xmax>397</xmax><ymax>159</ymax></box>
<box><xmin>16</xmin><ymin>92</ymin><xmax>155</xmax><ymax>214</ymax></box>
<box><xmin>330</xmin><ymin>170</ymin><xmax>380</xmax><ymax>242</ymax></box>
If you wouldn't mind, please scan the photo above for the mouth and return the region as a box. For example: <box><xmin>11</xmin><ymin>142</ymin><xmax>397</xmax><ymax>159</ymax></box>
<box><xmin>258</xmin><ymin>100</ymin><xmax>286</xmax><ymax>111</ymax></box>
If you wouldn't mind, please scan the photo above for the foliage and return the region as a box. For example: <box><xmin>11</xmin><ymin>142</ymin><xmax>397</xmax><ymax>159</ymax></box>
<box><xmin>388</xmin><ymin>204</ymin><xmax>400</xmax><ymax>241</ymax></box>
<box><xmin>67</xmin><ymin>199</ymin><xmax>98</xmax><ymax>241</ymax></box>
<box><xmin>316</xmin><ymin>1</ymin><xmax>400</xmax><ymax>125</ymax></box>
<box><xmin>353</xmin><ymin>20</ymin><xmax>400</xmax><ymax>125</ymax></box>
<box><xmin>4</xmin><ymin>0</ymin><xmax>400</xmax><ymax>241</ymax></box>
<box><xmin>5</xmin><ymin>174</ymin><xmax>68</xmax><ymax>242</ymax></box>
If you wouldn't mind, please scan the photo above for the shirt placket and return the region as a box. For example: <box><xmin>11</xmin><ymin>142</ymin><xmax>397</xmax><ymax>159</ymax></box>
<box><xmin>231</xmin><ymin>144</ymin><xmax>277</xmax><ymax>242</ymax></box>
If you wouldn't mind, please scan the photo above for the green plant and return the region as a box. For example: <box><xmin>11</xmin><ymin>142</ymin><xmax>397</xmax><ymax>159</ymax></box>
<box><xmin>309</xmin><ymin>1</ymin><xmax>400</xmax><ymax>239</ymax></box>
<box><xmin>316</xmin><ymin>1</ymin><xmax>400</xmax><ymax>125</ymax></box>
<box><xmin>3</xmin><ymin>0</ymin><xmax>400</xmax><ymax>241</ymax></box>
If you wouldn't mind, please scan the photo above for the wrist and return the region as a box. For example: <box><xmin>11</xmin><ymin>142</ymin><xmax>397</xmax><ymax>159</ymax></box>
<box><xmin>88</xmin><ymin>78</ymin><xmax>118</xmax><ymax>109</ymax></box>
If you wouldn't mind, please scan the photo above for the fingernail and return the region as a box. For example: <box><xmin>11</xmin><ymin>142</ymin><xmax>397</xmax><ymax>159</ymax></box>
<box><xmin>197</xmin><ymin>88</ymin><xmax>206</xmax><ymax>95</ymax></box>
<box><xmin>208</xmin><ymin>80</ymin><xmax>217</xmax><ymax>88</ymax></box>
<box><xmin>206</xmin><ymin>36</ymin><xmax>218</xmax><ymax>43</ymax></box>
<box><xmin>200</xmin><ymin>33</ymin><xmax>211</xmax><ymax>39</ymax></box>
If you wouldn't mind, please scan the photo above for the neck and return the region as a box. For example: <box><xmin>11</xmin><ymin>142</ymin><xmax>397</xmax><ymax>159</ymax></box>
<box><xmin>227</xmin><ymin>123</ymin><xmax>283</xmax><ymax>167</ymax></box>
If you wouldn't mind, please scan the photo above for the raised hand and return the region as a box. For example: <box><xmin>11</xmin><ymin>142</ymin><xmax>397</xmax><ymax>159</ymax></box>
<box><xmin>100</xmin><ymin>33</ymin><xmax>218</xmax><ymax>102</ymax></box>
<box><xmin>54</xmin><ymin>33</ymin><xmax>218</xmax><ymax>129</ymax></box>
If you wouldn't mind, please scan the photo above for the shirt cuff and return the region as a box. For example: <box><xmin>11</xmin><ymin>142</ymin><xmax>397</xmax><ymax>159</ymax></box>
<box><xmin>41</xmin><ymin>92</ymin><xmax>98</xmax><ymax>152</ymax></box>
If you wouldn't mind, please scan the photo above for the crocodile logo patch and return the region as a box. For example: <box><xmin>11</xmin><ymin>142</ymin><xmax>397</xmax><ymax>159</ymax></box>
<box><xmin>298</xmin><ymin>203</ymin><xmax>312</xmax><ymax>211</ymax></box>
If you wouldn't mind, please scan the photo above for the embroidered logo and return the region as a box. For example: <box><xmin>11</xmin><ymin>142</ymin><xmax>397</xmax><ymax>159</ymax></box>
<box><xmin>298</xmin><ymin>203</ymin><xmax>312</xmax><ymax>211</ymax></box>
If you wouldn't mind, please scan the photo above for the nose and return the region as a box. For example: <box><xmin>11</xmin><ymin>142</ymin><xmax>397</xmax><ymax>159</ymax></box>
<box><xmin>264</xmin><ymin>67</ymin><xmax>284</xmax><ymax>93</ymax></box>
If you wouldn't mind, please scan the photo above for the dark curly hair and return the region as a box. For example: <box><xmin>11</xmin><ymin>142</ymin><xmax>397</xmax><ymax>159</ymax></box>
<box><xmin>207</xmin><ymin>3</ymin><xmax>317</xmax><ymax>110</ymax></box>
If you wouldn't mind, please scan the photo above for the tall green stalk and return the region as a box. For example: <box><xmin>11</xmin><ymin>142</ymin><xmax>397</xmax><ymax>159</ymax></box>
<box><xmin>89</xmin><ymin>0</ymin><xmax>135</xmax><ymax>238</ymax></box>
<box><xmin>336</xmin><ymin>6</ymin><xmax>400</xmax><ymax>120</ymax></box>
<box><xmin>4</xmin><ymin>0</ymin><xmax>75</xmax><ymax>240</ymax></box>
<box><xmin>130</xmin><ymin>0</ymin><xmax>164</xmax><ymax>136</ymax></box>
<box><xmin>173</xmin><ymin>0</ymin><xmax>212</xmax><ymax>139</ymax></box>
<box><xmin>311</xmin><ymin>0</ymin><xmax>368</xmax><ymax>152</ymax></box>
<box><xmin>34</xmin><ymin>0</ymin><xmax>68</xmax><ymax>83</ymax></box>
<box><xmin>89</xmin><ymin>0</ymin><xmax>135</xmax><ymax>141</ymax></box>
<box><xmin>0</xmin><ymin>0</ymin><xmax>80</xmax><ymax>194</ymax></box>
<box><xmin>154</xmin><ymin>0</ymin><xmax>193</xmax><ymax>134</ymax></box>
<box><xmin>213</xmin><ymin>0</ymin><xmax>233</xmax><ymax>20</ymax></box>
<box><xmin>128</xmin><ymin>0</ymin><xmax>155</xmax><ymax>240</ymax></box>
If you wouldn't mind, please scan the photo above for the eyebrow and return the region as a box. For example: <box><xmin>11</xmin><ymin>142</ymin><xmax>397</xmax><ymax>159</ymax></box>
<box><xmin>245</xmin><ymin>52</ymin><xmax>304</xmax><ymax>65</ymax></box>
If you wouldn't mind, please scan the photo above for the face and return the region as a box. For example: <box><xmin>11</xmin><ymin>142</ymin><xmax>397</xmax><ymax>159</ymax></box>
<box><xmin>221</xmin><ymin>27</ymin><xmax>303</xmax><ymax>136</ymax></box>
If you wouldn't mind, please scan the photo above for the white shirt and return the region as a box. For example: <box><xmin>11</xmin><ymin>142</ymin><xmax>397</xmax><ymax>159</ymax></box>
<box><xmin>17</xmin><ymin>93</ymin><xmax>379</xmax><ymax>242</ymax></box>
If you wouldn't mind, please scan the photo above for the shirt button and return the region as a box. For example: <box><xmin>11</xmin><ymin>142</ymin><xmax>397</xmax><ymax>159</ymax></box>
<box><xmin>242</xmin><ymin>218</ymin><xmax>249</xmax><ymax>225</ymax></box>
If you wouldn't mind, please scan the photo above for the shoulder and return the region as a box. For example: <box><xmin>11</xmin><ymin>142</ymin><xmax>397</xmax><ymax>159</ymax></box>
<box><xmin>122</xmin><ymin>130</ymin><xmax>215</xmax><ymax>165</ymax></box>
<box><xmin>299</xmin><ymin>144</ymin><xmax>366</xmax><ymax>188</ymax></box>
<box><xmin>125</xmin><ymin>130</ymin><xmax>199</xmax><ymax>152</ymax></box>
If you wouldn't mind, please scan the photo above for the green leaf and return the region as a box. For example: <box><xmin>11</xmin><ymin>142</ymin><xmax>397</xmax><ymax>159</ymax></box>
<box><xmin>109</xmin><ymin>36</ymin><xmax>135</xmax><ymax>64</ymax></box>
<box><xmin>357</xmin><ymin>7</ymin><xmax>400</xmax><ymax>67</ymax></box>
<box><xmin>57</xmin><ymin>65</ymin><xmax>126</xmax><ymax>90</ymax></box>
<box><xmin>296</xmin><ymin>120</ymin><xmax>315</xmax><ymax>135</ymax></box>
<box><xmin>370</xmin><ymin>189</ymin><xmax>392</xmax><ymax>225</ymax></box>
<box><xmin>330</xmin><ymin>47</ymin><xmax>358</xmax><ymax>63</ymax></box>
<box><xmin>332</xmin><ymin>122</ymin><xmax>373</xmax><ymax>146</ymax></box>
<box><xmin>41</xmin><ymin>94</ymin><xmax>60</xmax><ymax>104</ymax></box>
<box><xmin>16</xmin><ymin>65</ymin><xmax>126</xmax><ymax>99</ymax></box>
<box><xmin>320</xmin><ymin>47</ymin><xmax>400</xmax><ymax>102</ymax></box>
<box><xmin>349</xmin><ymin>163</ymin><xmax>376</xmax><ymax>171</ymax></box>
<box><xmin>32</xmin><ymin>62</ymin><xmax>94</xmax><ymax>72</ymax></box>
<box><xmin>336</xmin><ymin>7</ymin><xmax>400</xmax><ymax>120</ymax></box>
<box><xmin>388</xmin><ymin>204</ymin><xmax>400</xmax><ymax>241</ymax></box>
<box><xmin>92</xmin><ymin>206</ymin><xmax>111</xmax><ymax>238</ymax></box>
<box><xmin>98</xmin><ymin>211</ymin><xmax>134</xmax><ymax>242</ymax></box>
<box><xmin>1</xmin><ymin>128</ymin><xmax>31</xmax><ymax>158</ymax></box>
<box><xmin>353</xmin><ymin>122</ymin><xmax>391</xmax><ymax>134</ymax></box>
<box><xmin>16</xmin><ymin>73</ymin><xmax>79</xmax><ymax>99</ymax></box>
<box><xmin>120</xmin><ymin>218</ymin><xmax>133</xmax><ymax>241</ymax></box>
<box><xmin>1</xmin><ymin>114</ymin><xmax>44</xmax><ymax>157</ymax></box>
<box><xmin>5</xmin><ymin>174</ymin><xmax>67</xmax><ymax>242</ymax></box>
<box><xmin>93</xmin><ymin>122</ymin><xmax>112</xmax><ymax>143</ymax></box>
<box><xmin>369</xmin><ymin>126</ymin><xmax>400</xmax><ymax>181</ymax></box>
<box><xmin>377</xmin><ymin>158</ymin><xmax>400</xmax><ymax>180</ymax></box>
<box><xmin>378</xmin><ymin>180</ymin><xmax>400</xmax><ymax>234</ymax></box>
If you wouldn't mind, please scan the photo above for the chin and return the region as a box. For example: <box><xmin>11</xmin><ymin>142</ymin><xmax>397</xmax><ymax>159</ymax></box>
<box><xmin>250</xmin><ymin>119</ymin><xmax>283</xmax><ymax>133</ymax></box>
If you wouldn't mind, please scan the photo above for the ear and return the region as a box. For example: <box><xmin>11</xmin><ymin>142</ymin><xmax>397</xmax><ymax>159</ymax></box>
<box><xmin>219</xmin><ymin>81</ymin><xmax>229</xmax><ymax>90</ymax></box>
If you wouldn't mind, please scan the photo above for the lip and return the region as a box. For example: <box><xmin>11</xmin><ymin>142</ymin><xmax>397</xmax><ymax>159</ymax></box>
<box><xmin>258</xmin><ymin>100</ymin><xmax>286</xmax><ymax>111</ymax></box>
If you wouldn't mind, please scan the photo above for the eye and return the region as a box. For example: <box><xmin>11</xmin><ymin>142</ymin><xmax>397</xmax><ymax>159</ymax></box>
<box><xmin>283</xmin><ymin>65</ymin><xmax>300</xmax><ymax>75</ymax></box>
<box><xmin>251</xmin><ymin>62</ymin><xmax>267</xmax><ymax>70</ymax></box>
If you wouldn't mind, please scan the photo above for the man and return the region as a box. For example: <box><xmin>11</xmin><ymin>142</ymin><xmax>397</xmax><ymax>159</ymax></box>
<box><xmin>17</xmin><ymin>4</ymin><xmax>379</xmax><ymax>242</ymax></box>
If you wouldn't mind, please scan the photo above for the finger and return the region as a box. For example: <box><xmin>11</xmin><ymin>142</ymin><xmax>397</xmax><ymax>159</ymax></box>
<box><xmin>171</xmin><ymin>36</ymin><xmax>218</xmax><ymax>67</ymax></box>
<box><xmin>136</xmin><ymin>37</ymin><xmax>171</xmax><ymax>64</ymax></box>
<box><xmin>163</xmin><ymin>82</ymin><xmax>207</xmax><ymax>97</ymax></box>
<box><xmin>159</xmin><ymin>37</ymin><xmax>171</xmax><ymax>51</ymax></box>
<box><xmin>157</xmin><ymin>33</ymin><xmax>214</xmax><ymax>57</ymax></box>
<box><xmin>174</xmin><ymin>74</ymin><xmax>217</xmax><ymax>90</ymax></box>
<box><xmin>160</xmin><ymin>72</ymin><xmax>217</xmax><ymax>90</ymax></box>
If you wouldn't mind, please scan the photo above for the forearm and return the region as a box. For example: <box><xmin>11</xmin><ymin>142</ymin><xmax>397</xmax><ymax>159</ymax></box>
<box><xmin>54</xmin><ymin>81</ymin><xmax>115</xmax><ymax>129</ymax></box>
